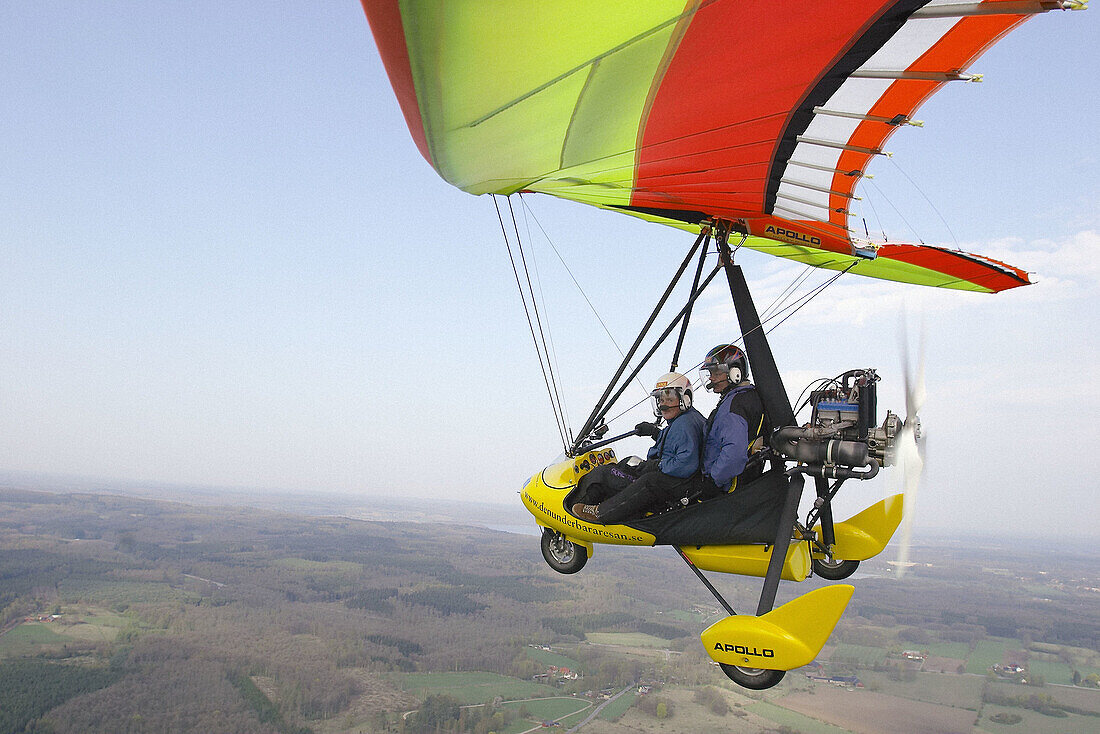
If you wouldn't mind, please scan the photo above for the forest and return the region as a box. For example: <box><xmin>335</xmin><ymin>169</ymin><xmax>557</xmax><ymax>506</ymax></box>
<box><xmin>1</xmin><ymin>486</ymin><xmax>1097</xmax><ymax>733</ymax></box>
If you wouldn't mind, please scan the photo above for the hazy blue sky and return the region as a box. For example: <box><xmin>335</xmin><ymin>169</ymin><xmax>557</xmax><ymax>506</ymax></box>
<box><xmin>2</xmin><ymin>3</ymin><xmax>1097</xmax><ymax>542</ymax></box>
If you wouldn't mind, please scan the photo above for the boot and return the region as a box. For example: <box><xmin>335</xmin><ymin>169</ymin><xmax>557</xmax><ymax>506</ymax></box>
<box><xmin>571</xmin><ymin>503</ymin><xmax>601</xmax><ymax>523</ymax></box>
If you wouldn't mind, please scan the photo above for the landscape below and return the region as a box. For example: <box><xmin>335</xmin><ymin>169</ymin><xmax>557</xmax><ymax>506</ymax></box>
<box><xmin>1</xmin><ymin>487</ymin><xmax>1097</xmax><ymax>734</ymax></box>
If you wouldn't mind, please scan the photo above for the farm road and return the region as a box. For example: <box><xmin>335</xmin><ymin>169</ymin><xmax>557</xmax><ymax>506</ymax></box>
<box><xmin>566</xmin><ymin>683</ymin><xmax>635</xmax><ymax>732</ymax></box>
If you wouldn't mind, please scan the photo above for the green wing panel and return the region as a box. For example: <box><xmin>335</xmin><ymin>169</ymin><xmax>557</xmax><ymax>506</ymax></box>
<box><xmin>395</xmin><ymin>0</ymin><xmax>688</xmax><ymax>197</ymax></box>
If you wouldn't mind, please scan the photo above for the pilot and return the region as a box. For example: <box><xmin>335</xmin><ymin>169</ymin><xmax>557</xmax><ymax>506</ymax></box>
<box><xmin>572</xmin><ymin>372</ymin><xmax>705</xmax><ymax>524</ymax></box>
<box><xmin>698</xmin><ymin>343</ymin><xmax>769</xmax><ymax>495</ymax></box>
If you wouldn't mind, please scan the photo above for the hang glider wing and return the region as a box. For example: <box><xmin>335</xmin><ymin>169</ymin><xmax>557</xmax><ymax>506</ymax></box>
<box><xmin>362</xmin><ymin>0</ymin><xmax>1086</xmax><ymax>293</ymax></box>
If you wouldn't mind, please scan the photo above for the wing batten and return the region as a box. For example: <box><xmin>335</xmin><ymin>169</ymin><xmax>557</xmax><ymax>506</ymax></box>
<box><xmin>763</xmin><ymin>0</ymin><xmax>927</xmax><ymax>219</ymax></box>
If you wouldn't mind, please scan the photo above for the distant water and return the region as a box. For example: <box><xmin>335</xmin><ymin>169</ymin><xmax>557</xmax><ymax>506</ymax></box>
<box><xmin>484</xmin><ymin>523</ymin><xmax>541</xmax><ymax>537</ymax></box>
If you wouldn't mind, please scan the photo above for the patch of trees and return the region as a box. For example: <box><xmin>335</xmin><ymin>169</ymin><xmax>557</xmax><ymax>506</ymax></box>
<box><xmin>1072</xmin><ymin>670</ymin><xmax>1100</xmax><ymax>688</ymax></box>
<box><xmin>400</xmin><ymin>587</ymin><xmax>487</xmax><ymax>616</ymax></box>
<box><xmin>405</xmin><ymin>694</ymin><xmax>461</xmax><ymax>733</ymax></box>
<box><xmin>693</xmin><ymin>686</ymin><xmax>730</xmax><ymax>715</ymax></box>
<box><xmin>383</xmin><ymin>557</ymin><xmax>563</xmax><ymax>603</ymax></box>
<box><xmin>898</xmin><ymin>626</ymin><xmax>931</xmax><ymax>644</ymax></box>
<box><xmin>541</xmin><ymin>612</ymin><xmax>636</xmax><ymax>638</ymax></box>
<box><xmin>40</xmin><ymin>658</ymin><xmax>282</xmax><ymax>734</ymax></box>
<box><xmin>0</xmin><ymin>660</ymin><xmax>121</xmax><ymax>734</ymax></box>
<box><xmin>227</xmin><ymin>671</ymin><xmax>309</xmax><ymax>734</ymax></box>
<box><xmin>0</xmin><ymin>549</ymin><xmax>122</xmax><ymax>602</ymax></box>
<box><xmin>345</xmin><ymin>587</ymin><xmax>397</xmax><ymax>612</ymax></box>
<box><xmin>365</xmin><ymin>634</ymin><xmax>422</xmax><ymax>657</ymax></box>
<box><xmin>987</xmin><ymin>712</ymin><xmax>1022</xmax><ymax>724</ymax></box>
<box><xmin>404</xmin><ymin>694</ymin><xmax>519</xmax><ymax>734</ymax></box>
<box><xmin>982</xmin><ymin>688</ymin><xmax>1100</xmax><ymax>719</ymax></box>
<box><xmin>1050</xmin><ymin>620</ymin><xmax>1100</xmax><ymax>650</ymax></box>
<box><xmin>636</xmin><ymin>694</ymin><xmax>674</xmax><ymax>719</ymax></box>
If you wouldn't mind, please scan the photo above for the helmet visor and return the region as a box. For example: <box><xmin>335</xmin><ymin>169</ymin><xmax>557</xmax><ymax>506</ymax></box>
<box><xmin>651</xmin><ymin>387</ymin><xmax>682</xmax><ymax>415</ymax></box>
<box><xmin>700</xmin><ymin>364</ymin><xmax>728</xmax><ymax>380</ymax></box>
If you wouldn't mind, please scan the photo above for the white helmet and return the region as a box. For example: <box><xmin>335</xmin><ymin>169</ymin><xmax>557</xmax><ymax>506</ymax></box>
<box><xmin>651</xmin><ymin>372</ymin><xmax>692</xmax><ymax>417</ymax></box>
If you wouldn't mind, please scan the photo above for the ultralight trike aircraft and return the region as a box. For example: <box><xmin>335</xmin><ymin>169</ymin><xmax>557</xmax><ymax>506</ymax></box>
<box><xmin>520</xmin><ymin>221</ymin><xmax>917</xmax><ymax>689</ymax></box>
<box><xmin>361</xmin><ymin>0</ymin><xmax>1085</xmax><ymax>690</ymax></box>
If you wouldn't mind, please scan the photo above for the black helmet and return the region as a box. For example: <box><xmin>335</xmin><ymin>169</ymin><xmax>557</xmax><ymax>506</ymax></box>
<box><xmin>699</xmin><ymin>344</ymin><xmax>748</xmax><ymax>391</ymax></box>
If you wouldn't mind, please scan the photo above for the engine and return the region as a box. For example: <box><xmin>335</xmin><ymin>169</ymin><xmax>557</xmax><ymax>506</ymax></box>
<box><xmin>772</xmin><ymin>368</ymin><xmax>909</xmax><ymax>479</ymax></box>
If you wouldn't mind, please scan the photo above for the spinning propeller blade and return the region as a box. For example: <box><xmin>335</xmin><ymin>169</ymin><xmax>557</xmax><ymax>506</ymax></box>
<box><xmin>895</xmin><ymin>314</ymin><xmax>926</xmax><ymax>579</ymax></box>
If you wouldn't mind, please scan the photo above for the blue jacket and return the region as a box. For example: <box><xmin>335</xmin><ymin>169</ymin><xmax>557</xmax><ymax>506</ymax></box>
<box><xmin>646</xmin><ymin>407</ymin><xmax>705</xmax><ymax>478</ymax></box>
<box><xmin>702</xmin><ymin>384</ymin><xmax>759</xmax><ymax>491</ymax></box>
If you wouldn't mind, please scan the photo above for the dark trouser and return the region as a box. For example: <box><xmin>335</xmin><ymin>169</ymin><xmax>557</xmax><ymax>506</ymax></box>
<box><xmin>578</xmin><ymin>461</ymin><xmax>650</xmax><ymax>506</ymax></box>
<box><xmin>596</xmin><ymin>471</ymin><xmax>693</xmax><ymax>524</ymax></box>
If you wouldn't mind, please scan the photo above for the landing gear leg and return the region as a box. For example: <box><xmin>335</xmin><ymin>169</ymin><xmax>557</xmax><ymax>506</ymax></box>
<box><xmin>809</xmin><ymin>476</ymin><xmax>860</xmax><ymax>580</ymax></box>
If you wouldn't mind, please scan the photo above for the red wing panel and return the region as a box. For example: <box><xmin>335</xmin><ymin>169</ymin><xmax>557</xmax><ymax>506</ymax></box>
<box><xmin>360</xmin><ymin>0</ymin><xmax>433</xmax><ymax>166</ymax></box>
<box><xmin>633</xmin><ymin>1</ymin><xmax>909</xmax><ymax>220</ymax></box>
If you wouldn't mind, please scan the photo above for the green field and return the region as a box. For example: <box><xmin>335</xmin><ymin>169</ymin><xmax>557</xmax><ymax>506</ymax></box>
<box><xmin>750</xmin><ymin>700</ymin><xmax>851</xmax><ymax>734</ymax></box>
<box><xmin>865</xmin><ymin>670</ymin><xmax>984</xmax><ymax>709</ymax></box>
<box><xmin>0</xmin><ymin>606</ymin><xmax>140</xmax><ymax>659</ymax></box>
<box><xmin>663</xmin><ymin>609</ymin><xmax>711</xmax><ymax>625</ymax></box>
<box><xmin>390</xmin><ymin>672</ymin><xmax>550</xmax><ymax>704</ymax></box>
<box><xmin>58</xmin><ymin>579</ymin><xmax>198</xmax><ymax>607</ymax></box>
<box><xmin>968</xmin><ymin>638</ymin><xmax>1013</xmax><ymax>674</ymax></box>
<box><xmin>925</xmin><ymin>641</ymin><xmax>972</xmax><ymax>659</ymax></box>
<box><xmin>482</xmin><ymin>695</ymin><xmax>595</xmax><ymax>732</ymax></box>
<box><xmin>525</xmin><ymin>646</ymin><xmax>582</xmax><ymax>672</ymax></box>
<box><xmin>1027</xmin><ymin>659</ymin><xmax>1076</xmax><ymax>686</ymax></box>
<box><xmin>0</xmin><ymin>624</ymin><xmax>71</xmax><ymax>656</ymax></box>
<box><xmin>831</xmin><ymin>643</ymin><xmax>885</xmax><ymax>665</ymax></box>
<box><xmin>557</xmin><ymin>705</ymin><xmax>594</xmax><ymax>729</ymax></box>
<box><xmin>586</xmin><ymin>632</ymin><xmax>668</xmax><ymax>649</ymax></box>
<box><xmin>80</xmin><ymin>612</ymin><xmax>131</xmax><ymax>628</ymax></box>
<box><xmin>598</xmin><ymin>690</ymin><xmax>637</xmax><ymax>720</ymax></box>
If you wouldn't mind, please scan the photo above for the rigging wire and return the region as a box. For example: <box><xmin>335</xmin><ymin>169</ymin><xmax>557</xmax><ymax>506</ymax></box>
<box><xmin>857</xmin><ymin>178</ymin><xmax>889</xmax><ymax>242</ymax></box>
<box><xmin>493</xmin><ymin>195</ymin><xmax>570</xmax><ymax>452</ymax></box>
<box><xmin>863</xmin><ymin>178</ymin><xmax>926</xmax><ymax>244</ymax></box>
<box><xmin>506</xmin><ymin>196</ymin><xmax>573</xmax><ymax>447</ymax></box>
<box><xmin>603</xmin><ymin>260</ymin><xmax>856</xmax><ymax>427</ymax></box>
<box><xmin>759</xmin><ymin>265</ymin><xmax>816</xmax><ymax>322</ymax></box>
<box><xmin>516</xmin><ymin>200</ymin><xmax>573</xmax><ymax>440</ymax></box>
<box><xmin>499</xmin><ymin>192</ymin><xmax>855</xmax><ymax>442</ymax></box>
<box><xmin>518</xmin><ymin>194</ymin><xmax>650</xmax><ymax>400</ymax></box>
<box><xmin>887</xmin><ymin>156</ymin><xmax>961</xmax><ymax>250</ymax></box>
<box><xmin>752</xmin><ymin>263</ymin><xmax>858</xmax><ymax>340</ymax></box>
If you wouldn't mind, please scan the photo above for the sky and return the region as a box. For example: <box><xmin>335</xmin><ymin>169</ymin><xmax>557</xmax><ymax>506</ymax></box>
<box><xmin>2</xmin><ymin>3</ymin><xmax>1098</xmax><ymax>543</ymax></box>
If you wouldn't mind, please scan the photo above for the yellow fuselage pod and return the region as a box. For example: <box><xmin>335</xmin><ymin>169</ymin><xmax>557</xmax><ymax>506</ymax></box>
<box><xmin>681</xmin><ymin>542</ymin><xmax>810</xmax><ymax>582</ymax></box>
<box><xmin>701</xmin><ymin>585</ymin><xmax>854</xmax><ymax>671</ymax></box>
<box><xmin>813</xmin><ymin>493</ymin><xmax>904</xmax><ymax>561</ymax></box>
<box><xmin>521</xmin><ymin>456</ymin><xmax>808</xmax><ymax>579</ymax></box>
<box><xmin>521</xmin><ymin>453</ymin><xmax>657</xmax><ymax>555</ymax></box>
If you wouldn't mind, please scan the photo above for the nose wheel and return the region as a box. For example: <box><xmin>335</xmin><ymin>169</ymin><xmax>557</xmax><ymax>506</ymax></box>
<box><xmin>541</xmin><ymin>529</ymin><xmax>588</xmax><ymax>574</ymax></box>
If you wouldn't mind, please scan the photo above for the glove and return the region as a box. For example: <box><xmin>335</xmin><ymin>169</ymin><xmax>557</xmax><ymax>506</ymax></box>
<box><xmin>634</xmin><ymin>421</ymin><xmax>660</xmax><ymax>438</ymax></box>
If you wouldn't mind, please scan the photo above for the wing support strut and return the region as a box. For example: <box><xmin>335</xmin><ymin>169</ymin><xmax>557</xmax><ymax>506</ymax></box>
<box><xmin>571</xmin><ymin>226</ymin><xmax>713</xmax><ymax>454</ymax></box>
<box><xmin>716</xmin><ymin>228</ymin><xmax>802</xmax><ymax>614</ymax></box>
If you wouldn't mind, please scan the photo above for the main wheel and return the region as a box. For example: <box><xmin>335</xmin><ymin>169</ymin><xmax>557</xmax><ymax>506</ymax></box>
<box><xmin>720</xmin><ymin>663</ymin><xmax>785</xmax><ymax>690</ymax></box>
<box><xmin>541</xmin><ymin>530</ymin><xmax>587</xmax><ymax>574</ymax></box>
<box><xmin>812</xmin><ymin>557</ymin><xmax>860</xmax><ymax>580</ymax></box>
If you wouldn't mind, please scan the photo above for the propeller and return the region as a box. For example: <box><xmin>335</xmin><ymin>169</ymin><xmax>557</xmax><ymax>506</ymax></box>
<box><xmin>894</xmin><ymin>315</ymin><xmax>926</xmax><ymax>579</ymax></box>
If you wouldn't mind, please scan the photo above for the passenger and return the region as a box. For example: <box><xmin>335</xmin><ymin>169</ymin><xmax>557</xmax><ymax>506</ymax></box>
<box><xmin>697</xmin><ymin>344</ymin><xmax>770</xmax><ymax>496</ymax></box>
<box><xmin>572</xmin><ymin>372</ymin><xmax>705</xmax><ymax>524</ymax></box>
